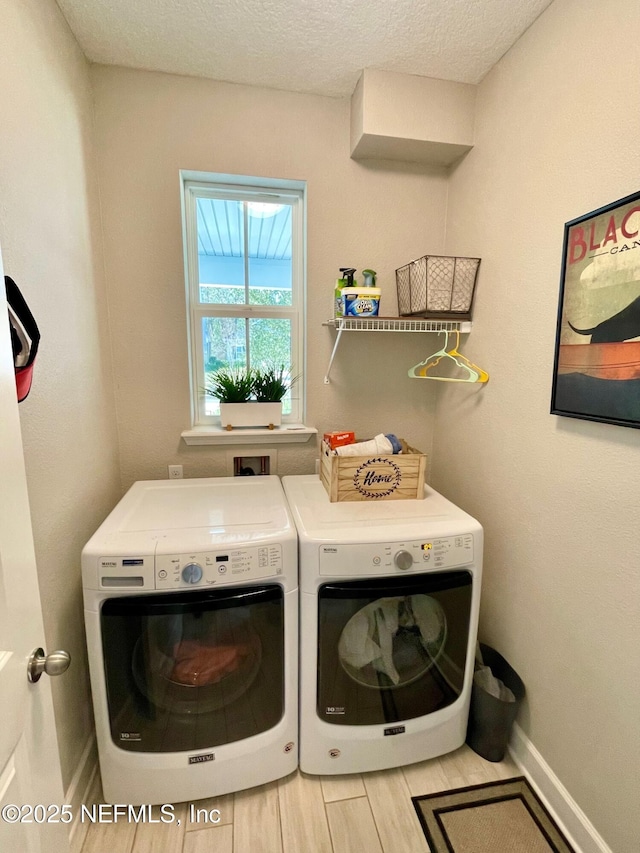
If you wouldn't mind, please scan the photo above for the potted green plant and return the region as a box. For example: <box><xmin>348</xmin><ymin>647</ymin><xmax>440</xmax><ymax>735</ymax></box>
<box><xmin>252</xmin><ymin>365</ymin><xmax>292</xmax><ymax>403</ymax></box>
<box><xmin>205</xmin><ymin>366</ymin><xmax>295</xmax><ymax>430</ymax></box>
<box><xmin>206</xmin><ymin>367</ymin><xmax>255</xmax><ymax>403</ymax></box>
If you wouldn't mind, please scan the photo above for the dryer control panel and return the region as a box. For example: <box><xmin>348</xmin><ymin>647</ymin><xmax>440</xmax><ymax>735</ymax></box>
<box><xmin>155</xmin><ymin>545</ymin><xmax>283</xmax><ymax>589</ymax></box>
<box><xmin>319</xmin><ymin>535</ymin><xmax>474</xmax><ymax>576</ymax></box>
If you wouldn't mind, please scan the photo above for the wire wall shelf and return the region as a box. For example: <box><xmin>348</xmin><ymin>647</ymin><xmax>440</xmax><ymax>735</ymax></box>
<box><xmin>324</xmin><ymin>317</ymin><xmax>472</xmax><ymax>333</ymax></box>
<box><xmin>322</xmin><ymin>317</ymin><xmax>472</xmax><ymax>383</ymax></box>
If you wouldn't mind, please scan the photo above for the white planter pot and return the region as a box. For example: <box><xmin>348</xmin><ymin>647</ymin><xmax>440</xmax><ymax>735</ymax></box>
<box><xmin>219</xmin><ymin>402</ymin><xmax>283</xmax><ymax>430</ymax></box>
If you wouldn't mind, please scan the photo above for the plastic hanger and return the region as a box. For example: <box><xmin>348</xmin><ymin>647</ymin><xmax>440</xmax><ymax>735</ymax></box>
<box><xmin>444</xmin><ymin>329</ymin><xmax>489</xmax><ymax>383</ymax></box>
<box><xmin>409</xmin><ymin>329</ymin><xmax>489</xmax><ymax>383</ymax></box>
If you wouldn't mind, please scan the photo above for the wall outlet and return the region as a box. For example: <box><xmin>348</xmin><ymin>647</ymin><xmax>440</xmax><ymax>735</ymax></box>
<box><xmin>168</xmin><ymin>465</ymin><xmax>183</xmax><ymax>479</ymax></box>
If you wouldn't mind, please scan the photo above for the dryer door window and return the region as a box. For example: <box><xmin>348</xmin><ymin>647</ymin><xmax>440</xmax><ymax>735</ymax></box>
<box><xmin>317</xmin><ymin>571</ymin><xmax>472</xmax><ymax>726</ymax></box>
<box><xmin>101</xmin><ymin>584</ymin><xmax>284</xmax><ymax>752</ymax></box>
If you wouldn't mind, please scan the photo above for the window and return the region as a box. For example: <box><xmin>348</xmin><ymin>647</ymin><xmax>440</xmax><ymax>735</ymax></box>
<box><xmin>181</xmin><ymin>173</ymin><xmax>306</xmax><ymax>428</ymax></box>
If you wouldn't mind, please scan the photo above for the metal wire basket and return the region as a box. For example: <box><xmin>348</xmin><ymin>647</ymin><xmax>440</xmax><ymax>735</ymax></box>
<box><xmin>395</xmin><ymin>255</ymin><xmax>480</xmax><ymax>320</ymax></box>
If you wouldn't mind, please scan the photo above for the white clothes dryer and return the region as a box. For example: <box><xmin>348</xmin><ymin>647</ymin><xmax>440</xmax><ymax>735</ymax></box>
<box><xmin>82</xmin><ymin>476</ymin><xmax>297</xmax><ymax>805</ymax></box>
<box><xmin>282</xmin><ymin>475</ymin><xmax>482</xmax><ymax>776</ymax></box>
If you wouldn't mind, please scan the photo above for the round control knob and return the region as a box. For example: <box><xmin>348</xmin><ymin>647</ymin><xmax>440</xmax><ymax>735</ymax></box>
<box><xmin>394</xmin><ymin>550</ymin><xmax>413</xmax><ymax>571</ymax></box>
<box><xmin>181</xmin><ymin>562</ymin><xmax>203</xmax><ymax>584</ymax></box>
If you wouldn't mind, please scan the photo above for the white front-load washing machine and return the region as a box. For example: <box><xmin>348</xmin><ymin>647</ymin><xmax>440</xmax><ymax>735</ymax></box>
<box><xmin>82</xmin><ymin>476</ymin><xmax>298</xmax><ymax>805</ymax></box>
<box><xmin>282</xmin><ymin>475</ymin><xmax>482</xmax><ymax>776</ymax></box>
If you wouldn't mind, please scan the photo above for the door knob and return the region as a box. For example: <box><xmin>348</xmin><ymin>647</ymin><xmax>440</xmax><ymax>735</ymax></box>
<box><xmin>27</xmin><ymin>648</ymin><xmax>71</xmax><ymax>683</ymax></box>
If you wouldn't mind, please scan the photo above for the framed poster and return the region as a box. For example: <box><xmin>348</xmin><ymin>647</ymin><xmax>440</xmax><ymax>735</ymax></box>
<box><xmin>551</xmin><ymin>190</ymin><xmax>640</xmax><ymax>428</ymax></box>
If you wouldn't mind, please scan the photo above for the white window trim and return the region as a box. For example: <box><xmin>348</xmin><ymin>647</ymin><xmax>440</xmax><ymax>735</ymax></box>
<box><xmin>179</xmin><ymin>171</ymin><xmax>315</xmax><ymax>444</ymax></box>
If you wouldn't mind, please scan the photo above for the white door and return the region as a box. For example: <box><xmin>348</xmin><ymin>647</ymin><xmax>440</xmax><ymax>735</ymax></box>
<box><xmin>0</xmin><ymin>246</ymin><xmax>70</xmax><ymax>853</ymax></box>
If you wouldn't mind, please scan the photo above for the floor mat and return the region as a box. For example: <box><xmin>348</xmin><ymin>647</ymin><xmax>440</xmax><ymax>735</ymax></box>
<box><xmin>412</xmin><ymin>776</ymin><xmax>576</xmax><ymax>853</ymax></box>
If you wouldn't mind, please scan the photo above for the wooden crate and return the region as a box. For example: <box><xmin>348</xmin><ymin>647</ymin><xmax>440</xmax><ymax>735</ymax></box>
<box><xmin>319</xmin><ymin>440</ymin><xmax>427</xmax><ymax>502</ymax></box>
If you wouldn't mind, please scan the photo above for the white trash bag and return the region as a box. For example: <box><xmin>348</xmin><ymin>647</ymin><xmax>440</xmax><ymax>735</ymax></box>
<box><xmin>473</xmin><ymin>665</ymin><xmax>515</xmax><ymax>702</ymax></box>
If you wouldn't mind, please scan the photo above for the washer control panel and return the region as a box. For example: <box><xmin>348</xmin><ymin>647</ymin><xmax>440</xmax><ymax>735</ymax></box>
<box><xmin>155</xmin><ymin>544</ymin><xmax>283</xmax><ymax>589</ymax></box>
<box><xmin>319</xmin><ymin>535</ymin><xmax>474</xmax><ymax>576</ymax></box>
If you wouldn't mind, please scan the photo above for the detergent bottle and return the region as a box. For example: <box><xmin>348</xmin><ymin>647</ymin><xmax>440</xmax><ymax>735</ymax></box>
<box><xmin>334</xmin><ymin>268</ymin><xmax>356</xmax><ymax>317</ymax></box>
<box><xmin>342</xmin><ymin>268</ymin><xmax>381</xmax><ymax>317</ymax></box>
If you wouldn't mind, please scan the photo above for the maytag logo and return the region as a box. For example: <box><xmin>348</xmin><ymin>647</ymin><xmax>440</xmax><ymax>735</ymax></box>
<box><xmin>384</xmin><ymin>725</ymin><xmax>406</xmax><ymax>736</ymax></box>
<box><xmin>322</xmin><ymin>546</ymin><xmax>338</xmax><ymax>553</ymax></box>
<box><xmin>189</xmin><ymin>753</ymin><xmax>215</xmax><ymax>765</ymax></box>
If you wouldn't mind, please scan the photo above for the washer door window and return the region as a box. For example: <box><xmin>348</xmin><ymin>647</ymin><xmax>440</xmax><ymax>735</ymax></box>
<box><xmin>318</xmin><ymin>571</ymin><xmax>472</xmax><ymax>726</ymax></box>
<box><xmin>101</xmin><ymin>584</ymin><xmax>284</xmax><ymax>752</ymax></box>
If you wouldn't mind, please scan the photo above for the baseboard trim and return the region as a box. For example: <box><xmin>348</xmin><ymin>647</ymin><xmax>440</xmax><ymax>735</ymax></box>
<box><xmin>65</xmin><ymin>734</ymin><xmax>98</xmax><ymax>848</ymax></box>
<box><xmin>509</xmin><ymin>723</ymin><xmax>611</xmax><ymax>853</ymax></box>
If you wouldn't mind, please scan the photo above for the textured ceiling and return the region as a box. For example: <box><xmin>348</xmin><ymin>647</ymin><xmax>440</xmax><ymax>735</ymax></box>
<box><xmin>55</xmin><ymin>0</ymin><xmax>553</xmax><ymax>97</ymax></box>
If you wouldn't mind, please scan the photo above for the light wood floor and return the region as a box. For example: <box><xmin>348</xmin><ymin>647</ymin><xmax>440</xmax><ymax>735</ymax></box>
<box><xmin>73</xmin><ymin>745</ymin><xmax>519</xmax><ymax>853</ymax></box>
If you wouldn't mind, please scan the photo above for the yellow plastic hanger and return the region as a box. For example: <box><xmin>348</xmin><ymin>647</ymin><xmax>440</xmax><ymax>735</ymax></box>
<box><xmin>409</xmin><ymin>329</ymin><xmax>489</xmax><ymax>383</ymax></box>
<box><xmin>444</xmin><ymin>329</ymin><xmax>489</xmax><ymax>382</ymax></box>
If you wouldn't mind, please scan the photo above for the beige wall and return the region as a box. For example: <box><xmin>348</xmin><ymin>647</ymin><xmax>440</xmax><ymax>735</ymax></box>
<box><xmin>90</xmin><ymin>66</ymin><xmax>448</xmax><ymax>488</ymax></box>
<box><xmin>0</xmin><ymin>0</ymin><xmax>121</xmax><ymax>789</ymax></box>
<box><xmin>434</xmin><ymin>0</ymin><xmax>640</xmax><ymax>850</ymax></box>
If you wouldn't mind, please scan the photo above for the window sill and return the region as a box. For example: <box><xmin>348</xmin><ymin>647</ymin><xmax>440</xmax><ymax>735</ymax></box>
<box><xmin>181</xmin><ymin>424</ymin><xmax>318</xmax><ymax>446</ymax></box>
